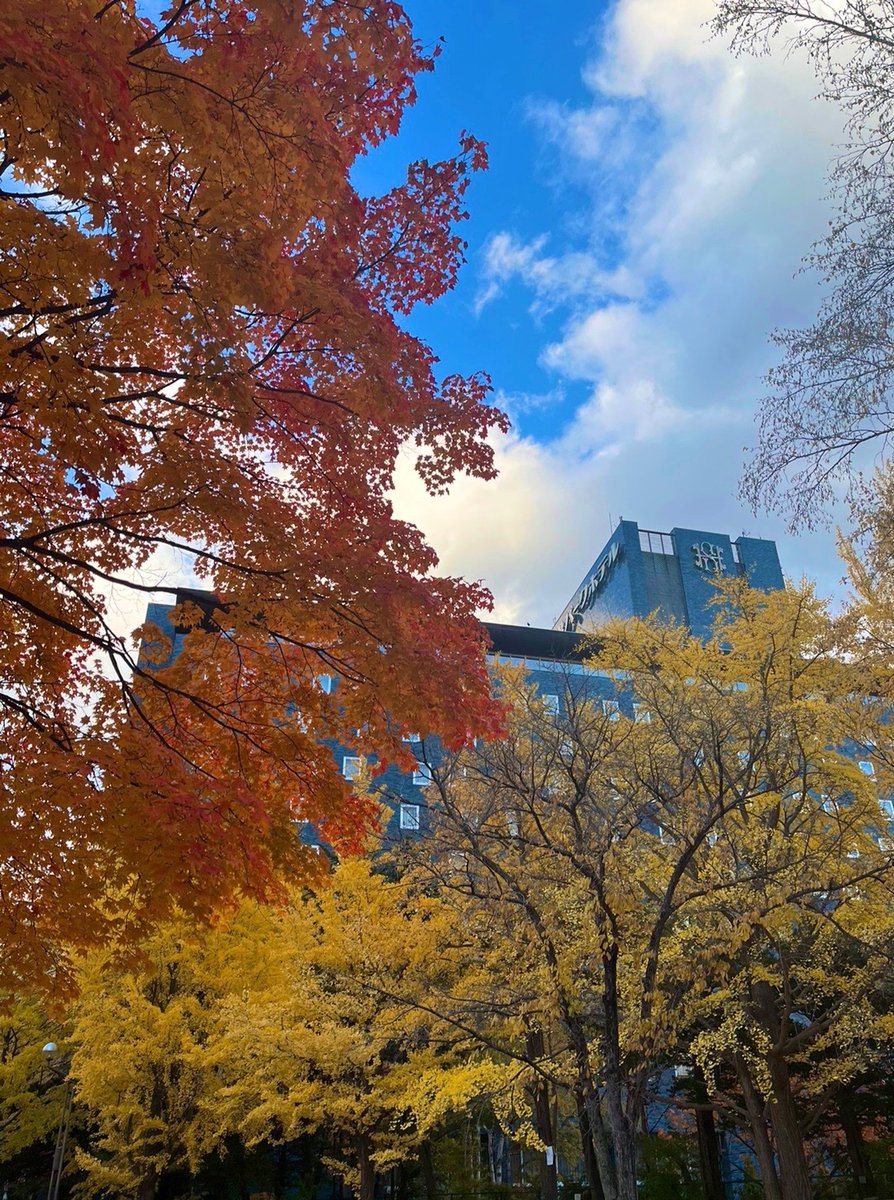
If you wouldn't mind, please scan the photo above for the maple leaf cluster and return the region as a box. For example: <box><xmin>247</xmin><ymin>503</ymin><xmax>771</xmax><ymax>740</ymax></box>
<box><xmin>0</xmin><ymin>0</ymin><xmax>509</xmax><ymax>991</ymax></box>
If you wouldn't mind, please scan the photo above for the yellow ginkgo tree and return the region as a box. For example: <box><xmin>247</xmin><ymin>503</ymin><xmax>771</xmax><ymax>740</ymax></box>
<box><xmin>65</xmin><ymin>859</ymin><xmax>509</xmax><ymax>1200</ymax></box>
<box><xmin>0</xmin><ymin>996</ymin><xmax>70</xmax><ymax>1180</ymax></box>
<box><xmin>70</xmin><ymin>901</ymin><xmax>292</xmax><ymax>1200</ymax></box>
<box><xmin>398</xmin><ymin>583</ymin><xmax>894</xmax><ymax>1200</ymax></box>
<box><xmin>204</xmin><ymin>858</ymin><xmax>509</xmax><ymax>1200</ymax></box>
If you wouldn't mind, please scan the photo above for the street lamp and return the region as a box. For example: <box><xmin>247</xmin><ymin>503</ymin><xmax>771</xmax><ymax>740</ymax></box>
<box><xmin>42</xmin><ymin>1043</ymin><xmax>73</xmax><ymax>1200</ymax></box>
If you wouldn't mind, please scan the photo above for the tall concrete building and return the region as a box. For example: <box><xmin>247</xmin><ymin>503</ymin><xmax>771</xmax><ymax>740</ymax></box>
<box><xmin>139</xmin><ymin>519</ymin><xmax>786</xmax><ymax>844</ymax></box>
<box><xmin>554</xmin><ymin>519</ymin><xmax>784</xmax><ymax>639</ymax></box>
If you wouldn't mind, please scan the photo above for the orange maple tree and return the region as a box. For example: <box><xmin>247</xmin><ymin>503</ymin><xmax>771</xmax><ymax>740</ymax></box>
<box><xmin>0</xmin><ymin>0</ymin><xmax>508</xmax><ymax>991</ymax></box>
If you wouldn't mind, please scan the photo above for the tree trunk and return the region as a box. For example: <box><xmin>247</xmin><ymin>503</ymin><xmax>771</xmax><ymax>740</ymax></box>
<box><xmin>750</xmin><ymin>981</ymin><xmax>811</xmax><ymax>1200</ymax></box>
<box><xmin>509</xmin><ymin>1138</ymin><xmax>524</xmax><ymax>1189</ymax></box>
<box><xmin>840</xmin><ymin>1098</ymin><xmax>875</xmax><ymax>1199</ymax></box>
<box><xmin>526</xmin><ymin>1027</ymin><xmax>559</xmax><ymax>1200</ymax></box>
<box><xmin>765</xmin><ymin>1054</ymin><xmax>812</xmax><ymax>1200</ymax></box>
<box><xmin>602</xmin><ymin>948</ymin><xmax>639</xmax><ymax>1200</ymax></box>
<box><xmin>560</xmin><ymin>1005</ymin><xmax>617</xmax><ymax>1200</ymax></box>
<box><xmin>576</xmin><ymin>1091</ymin><xmax>606</xmax><ymax>1200</ymax></box>
<box><xmin>691</xmin><ymin>1068</ymin><xmax>726</xmax><ymax>1200</ymax></box>
<box><xmin>571</xmin><ymin>1070</ymin><xmax>614</xmax><ymax>1200</ymax></box>
<box><xmin>137</xmin><ymin>1174</ymin><xmax>157</xmax><ymax>1200</ymax></box>
<box><xmin>734</xmin><ymin>1054</ymin><xmax>782</xmax><ymax>1200</ymax></box>
<box><xmin>274</xmin><ymin>1143</ymin><xmax>289</xmax><ymax>1200</ymax></box>
<box><xmin>420</xmin><ymin>1141</ymin><xmax>438</xmax><ymax>1200</ymax></box>
<box><xmin>357</xmin><ymin>1134</ymin><xmax>376</xmax><ymax>1200</ymax></box>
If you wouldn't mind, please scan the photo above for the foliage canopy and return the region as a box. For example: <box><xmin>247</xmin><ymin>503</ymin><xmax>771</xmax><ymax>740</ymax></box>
<box><xmin>0</xmin><ymin>0</ymin><xmax>507</xmax><ymax>991</ymax></box>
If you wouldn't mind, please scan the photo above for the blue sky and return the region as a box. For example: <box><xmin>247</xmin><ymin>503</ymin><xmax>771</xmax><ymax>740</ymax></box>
<box><xmin>353</xmin><ymin>0</ymin><xmax>854</xmax><ymax>627</ymax></box>
<box><xmin>353</xmin><ymin>2</ymin><xmax>605</xmax><ymax>430</ymax></box>
<box><xmin>109</xmin><ymin>0</ymin><xmax>853</xmax><ymax>637</ymax></box>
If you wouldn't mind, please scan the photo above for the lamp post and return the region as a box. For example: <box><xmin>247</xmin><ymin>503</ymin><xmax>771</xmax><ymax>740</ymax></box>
<box><xmin>42</xmin><ymin>1043</ymin><xmax>73</xmax><ymax>1200</ymax></box>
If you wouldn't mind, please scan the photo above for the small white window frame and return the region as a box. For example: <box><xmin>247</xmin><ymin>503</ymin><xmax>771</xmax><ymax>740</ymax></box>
<box><xmin>400</xmin><ymin>803</ymin><xmax>421</xmax><ymax>831</ymax></box>
<box><xmin>342</xmin><ymin>756</ymin><xmax>362</xmax><ymax>781</ymax></box>
<box><xmin>413</xmin><ymin>761</ymin><xmax>432</xmax><ymax>787</ymax></box>
<box><xmin>542</xmin><ymin>694</ymin><xmax>560</xmax><ymax>716</ymax></box>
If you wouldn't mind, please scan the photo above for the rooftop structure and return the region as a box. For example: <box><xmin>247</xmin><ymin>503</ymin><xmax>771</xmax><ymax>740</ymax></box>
<box><xmin>554</xmin><ymin>519</ymin><xmax>784</xmax><ymax>639</ymax></box>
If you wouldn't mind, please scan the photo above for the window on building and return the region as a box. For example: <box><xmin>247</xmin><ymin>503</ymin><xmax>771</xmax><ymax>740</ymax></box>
<box><xmin>542</xmin><ymin>694</ymin><xmax>559</xmax><ymax>715</ymax></box>
<box><xmin>342</xmin><ymin>756</ymin><xmax>362</xmax><ymax>781</ymax></box>
<box><xmin>401</xmin><ymin>732</ymin><xmax>420</xmax><ymax>743</ymax></box>
<box><xmin>879</xmin><ymin>798</ymin><xmax>894</xmax><ymax>820</ymax></box>
<box><xmin>317</xmin><ymin>674</ymin><xmax>333</xmax><ymax>693</ymax></box>
<box><xmin>858</xmin><ymin>760</ymin><xmax>875</xmax><ymax>777</ymax></box>
<box><xmin>413</xmin><ymin>761</ymin><xmax>432</xmax><ymax>787</ymax></box>
<box><xmin>639</xmin><ymin>529</ymin><xmax>675</xmax><ymax>556</ymax></box>
<box><xmin>603</xmin><ymin>699</ymin><xmax>620</xmax><ymax>721</ymax></box>
<box><xmin>822</xmin><ymin>796</ymin><xmax>839</xmax><ymax>815</ymax></box>
<box><xmin>633</xmin><ymin>704</ymin><xmax>651</xmax><ymax>723</ymax></box>
<box><xmin>880</xmin><ymin>836</ymin><xmax>894</xmax><ymax>853</ymax></box>
<box><xmin>400</xmin><ymin>803</ymin><xmax>420</xmax><ymax>831</ymax></box>
<box><xmin>658</xmin><ymin>825</ymin><xmax>675</xmax><ymax>846</ymax></box>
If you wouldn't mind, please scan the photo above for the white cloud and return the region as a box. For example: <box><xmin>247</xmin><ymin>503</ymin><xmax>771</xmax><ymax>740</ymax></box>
<box><xmin>396</xmin><ymin>0</ymin><xmax>851</xmax><ymax>622</ymax></box>
<box><xmin>543</xmin><ymin>302</ymin><xmax>646</xmax><ymax>379</ymax></box>
<box><xmin>391</xmin><ymin>435</ymin><xmax>615</xmax><ymax>627</ymax></box>
<box><xmin>564</xmin><ymin>379</ymin><xmax>689</xmax><ymax>447</ymax></box>
<box><xmin>475</xmin><ymin>232</ymin><xmax>642</xmax><ymax>315</ymax></box>
<box><xmin>588</xmin><ymin>0</ymin><xmax>726</xmax><ymax>96</ymax></box>
<box><xmin>492</xmin><ymin>385</ymin><xmax>567</xmax><ymax>423</ymax></box>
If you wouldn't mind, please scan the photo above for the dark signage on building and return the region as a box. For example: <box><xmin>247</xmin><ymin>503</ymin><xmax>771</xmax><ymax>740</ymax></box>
<box><xmin>562</xmin><ymin>540</ymin><xmax>623</xmax><ymax>631</ymax></box>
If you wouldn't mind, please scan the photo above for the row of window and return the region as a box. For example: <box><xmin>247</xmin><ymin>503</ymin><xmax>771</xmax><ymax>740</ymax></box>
<box><xmin>308</xmin><ymin>803</ymin><xmax>420</xmax><ymax>836</ymax></box>
<box><xmin>540</xmin><ymin>694</ymin><xmax>638</xmax><ymax>721</ymax></box>
<box><xmin>344</xmin><ymin>748</ymin><xmax>877</xmax><ymax>793</ymax></box>
<box><xmin>487</xmin><ymin>653</ymin><xmax>618</xmax><ymax>678</ymax></box>
<box><xmin>341</xmin><ymin>756</ymin><xmax>432</xmax><ymax>786</ymax></box>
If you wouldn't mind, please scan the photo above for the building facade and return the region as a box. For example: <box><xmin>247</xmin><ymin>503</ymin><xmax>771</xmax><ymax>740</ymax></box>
<box><xmin>139</xmin><ymin>519</ymin><xmax>786</xmax><ymax>844</ymax></box>
<box><xmin>554</xmin><ymin>519</ymin><xmax>784</xmax><ymax>639</ymax></box>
